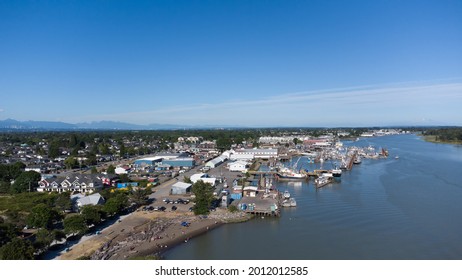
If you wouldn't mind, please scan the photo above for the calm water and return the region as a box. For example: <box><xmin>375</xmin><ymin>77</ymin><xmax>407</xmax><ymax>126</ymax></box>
<box><xmin>165</xmin><ymin>134</ymin><xmax>462</xmax><ymax>259</ymax></box>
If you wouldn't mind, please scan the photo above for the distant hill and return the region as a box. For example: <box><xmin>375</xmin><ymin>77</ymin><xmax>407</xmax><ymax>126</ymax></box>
<box><xmin>0</xmin><ymin>119</ymin><xmax>77</xmax><ymax>130</ymax></box>
<box><xmin>0</xmin><ymin>118</ymin><xmax>221</xmax><ymax>131</ymax></box>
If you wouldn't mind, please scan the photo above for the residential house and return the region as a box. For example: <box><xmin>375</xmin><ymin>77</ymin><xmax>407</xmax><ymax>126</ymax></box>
<box><xmin>37</xmin><ymin>174</ymin><xmax>104</xmax><ymax>193</ymax></box>
<box><xmin>71</xmin><ymin>193</ymin><xmax>105</xmax><ymax>212</ymax></box>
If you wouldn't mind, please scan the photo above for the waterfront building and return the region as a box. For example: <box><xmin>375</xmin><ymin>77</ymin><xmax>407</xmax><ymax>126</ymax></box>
<box><xmin>230</xmin><ymin>148</ymin><xmax>278</xmax><ymax>160</ymax></box>
<box><xmin>228</xmin><ymin>160</ymin><xmax>249</xmax><ymax>172</ymax></box>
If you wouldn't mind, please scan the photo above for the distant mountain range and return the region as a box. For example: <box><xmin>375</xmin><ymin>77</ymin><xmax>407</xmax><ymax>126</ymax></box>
<box><xmin>0</xmin><ymin>118</ymin><xmax>204</xmax><ymax>131</ymax></box>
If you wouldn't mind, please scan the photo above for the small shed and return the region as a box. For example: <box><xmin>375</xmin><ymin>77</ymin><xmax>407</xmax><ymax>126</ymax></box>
<box><xmin>171</xmin><ymin>182</ymin><xmax>192</xmax><ymax>195</ymax></box>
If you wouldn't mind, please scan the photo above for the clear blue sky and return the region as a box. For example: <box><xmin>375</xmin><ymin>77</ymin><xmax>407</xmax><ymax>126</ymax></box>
<box><xmin>1</xmin><ymin>0</ymin><xmax>461</xmax><ymax>127</ymax></box>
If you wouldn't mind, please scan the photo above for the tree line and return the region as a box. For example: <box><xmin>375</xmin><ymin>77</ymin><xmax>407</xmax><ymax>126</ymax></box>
<box><xmin>0</xmin><ymin>184</ymin><xmax>150</xmax><ymax>259</ymax></box>
<box><xmin>422</xmin><ymin>127</ymin><xmax>462</xmax><ymax>143</ymax></box>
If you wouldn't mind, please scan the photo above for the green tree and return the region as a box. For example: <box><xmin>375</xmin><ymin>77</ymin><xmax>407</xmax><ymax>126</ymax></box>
<box><xmin>129</xmin><ymin>188</ymin><xmax>149</xmax><ymax>206</ymax></box>
<box><xmin>11</xmin><ymin>171</ymin><xmax>41</xmax><ymax>193</ymax></box>
<box><xmin>9</xmin><ymin>162</ymin><xmax>26</xmax><ymax>179</ymax></box>
<box><xmin>0</xmin><ymin>180</ymin><xmax>11</xmax><ymax>193</ymax></box>
<box><xmin>0</xmin><ymin>222</ymin><xmax>17</xmax><ymax>246</ymax></box>
<box><xmin>183</xmin><ymin>176</ymin><xmax>192</xmax><ymax>184</ymax></box>
<box><xmin>191</xmin><ymin>180</ymin><xmax>215</xmax><ymax>215</ymax></box>
<box><xmin>53</xmin><ymin>229</ymin><xmax>66</xmax><ymax>242</ymax></box>
<box><xmin>26</xmin><ymin>203</ymin><xmax>60</xmax><ymax>229</ymax></box>
<box><xmin>0</xmin><ymin>238</ymin><xmax>35</xmax><ymax>260</ymax></box>
<box><xmin>86</xmin><ymin>154</ymin><xmax>97</xmax><ymax>166</ymax></box>
<box><xmin>99</xmin><ymin>143</ymin><xmax>110</xmax><ymax>155</ymax></box>
<box><xmin>119</xmin><ymin>144</ymin><xmax>127</xmax><ymax>158</ymax></box>
<box><xmin>80</xmin><ymin>205</ymin><xmax>102</xmax><ymax>225</ymax></box>
<box><xmin>216</xmin><ymin>138</ymin><xmax>232</xmax><ymax>151</ymax></box>
<box><xmin>103</xmin><ymin>194</ymin><xmax>128</xmax><ymax>216</ymax></box>
<box><xmin>64</xmin><ymin>156</ymin><xmax>79</xmax><ymax>170</ymax></box>
<box><xmin>48</xmin><ymin>141</ymin><xmax>60</xmax><ymax>159</ymax></box>
<box><xmin>107</xmin><ymin>165</ymin><xmax>116</xmax><ymax>174</ymax></box>
<box><xmin>54</xmin><ymin>192</ymin><xmax>72</xmax><ymax>213</ymax></box>
<box><xmin>34</xmin><ymin>229</ymin><xmax>55</xmax><ymax>250</ymax></box>
<box><xmin>63</xmin><ymin>215</ymin><xmax>88</xmax><ymax>236</ymax></box>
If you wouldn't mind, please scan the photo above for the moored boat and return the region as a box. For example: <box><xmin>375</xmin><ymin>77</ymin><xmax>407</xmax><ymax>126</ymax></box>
<box><xmin>282</xmin><ymin>197</ymin><xmax>297</xmax><ymax>207</ymax></box>
<box><xmin>314</xmin><ymin>174</ymin><xmax>331</xmax><ymax>188</ymax></box>
<box><xmin>277</xmin><ymin>166</ymin><xmax>307</xmax><ymax>180</ymax></box>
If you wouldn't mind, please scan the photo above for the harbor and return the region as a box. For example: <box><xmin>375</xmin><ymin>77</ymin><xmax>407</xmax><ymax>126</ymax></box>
<box><xmin>232</xmin><ymin>137</ymin><xmax>390</xmax><ymax>216</ymax></box>
<box><xmin>164</xmin><ymin>134</ymin><xmax>462</xmax><ymax>259</ymax></box>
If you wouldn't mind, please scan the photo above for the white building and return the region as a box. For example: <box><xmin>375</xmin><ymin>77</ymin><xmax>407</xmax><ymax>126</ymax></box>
<box><xmin>115</xmin><ymin>166</ymin><xmax>129</xmax><ymax>174</ymax></box>
<box><xmin>228</xmin><ymin>161</ymin><xmax>249</xmax><ymax>172</ymax></box>
<box><xmin>230</xmin><ymin>148</ymin><xmax>278</xmax><ymax>160</ymax></box>
<box><xmin>205</xmin><ymin>155</ymin><xmax>228</xmax><ymax>169</ymax></box>
<box><xmin>171</xmin><ymin>182</ymin><xmax>192</xmax><ymax>195</ymax></box>
<box><xmin>190</xmin><ymin>173</ymin><xmax>217</xmax><ymax>186</ymax></box>
<box><xmin>71</xmin><ymin>193</ymin><xmax>105</xmax><ymax>212</ymax></box>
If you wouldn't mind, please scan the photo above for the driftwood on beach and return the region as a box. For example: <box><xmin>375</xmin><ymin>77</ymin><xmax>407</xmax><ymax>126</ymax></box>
<box><xmin>87</xmin><ymin>210</ymin><xmax>250</xmax><ymax>260</ymax></box>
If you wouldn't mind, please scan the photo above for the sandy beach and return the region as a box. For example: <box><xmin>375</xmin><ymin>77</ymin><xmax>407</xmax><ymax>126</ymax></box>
<box><xmin>58</xmin><ymin>208</ymin><xmax>249</xmax><ymax>260</ymax></box>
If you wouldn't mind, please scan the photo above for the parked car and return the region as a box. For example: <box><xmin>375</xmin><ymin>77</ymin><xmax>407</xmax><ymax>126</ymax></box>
<box><xmin>171</xmin><ymin>205</ymin><xmax>177</xmax><ymax>211</ymax></box>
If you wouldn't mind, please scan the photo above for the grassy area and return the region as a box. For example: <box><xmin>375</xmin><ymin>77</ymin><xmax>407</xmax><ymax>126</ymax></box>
<box><xmin>0</xmin><ymin>192</ymin><xmax>57</xmax><ymax>212</ymax></box>
<box><xmin>423</xmin><ymin>135</ymin><xmax>462</xmax><ymax>145</ymax></box>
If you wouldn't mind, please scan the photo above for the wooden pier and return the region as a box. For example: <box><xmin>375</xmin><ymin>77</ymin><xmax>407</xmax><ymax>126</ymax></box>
<box><xmin>346</xmin><ymin>151</ymin><xmax>358</xmax><ymax>170</ymax></box>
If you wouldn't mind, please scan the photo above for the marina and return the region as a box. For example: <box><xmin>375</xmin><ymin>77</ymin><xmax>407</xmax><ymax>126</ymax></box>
<box><xmin>165</xmin><ymin>134</ymin><xmax>462</xmax><ymax>259</ymax></box>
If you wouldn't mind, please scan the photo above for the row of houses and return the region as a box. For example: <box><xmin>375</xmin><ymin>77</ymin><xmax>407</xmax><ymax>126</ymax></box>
<box><xmin>37</xmin><ymin>174</ymin><xmax>115</xmax><ymax>193</ymax></box>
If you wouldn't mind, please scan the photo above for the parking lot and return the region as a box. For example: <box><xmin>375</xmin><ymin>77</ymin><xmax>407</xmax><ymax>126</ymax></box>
<box><xmin>144</xmin><ymin>161</ymin><xmax>245</xmax><ymax>214</ymax></box>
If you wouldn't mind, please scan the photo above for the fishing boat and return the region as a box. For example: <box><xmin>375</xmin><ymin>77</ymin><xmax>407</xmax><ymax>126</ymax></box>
<box><xmin>314</xmin><ymin>174</ymin><xmax>331</xmax><ymax>188</ymax></box>
<box><xmin>277</xmin><ymin>166</ymin><xmax>308</xmax><ymax>180</ymax></box>
<box><xmin>353</xmin><ymin>156</ymin><xmax>362</xmax><ymax>164</ymax></box>
<box><xmin>331</xmin><ymin>164</ymin><xmax>342</xmax><ymax>177</ymax></box>
<box><xmin>277</xmin><ymin>157</ymin><xmax>307</xmax><ymax>180</ymax></box>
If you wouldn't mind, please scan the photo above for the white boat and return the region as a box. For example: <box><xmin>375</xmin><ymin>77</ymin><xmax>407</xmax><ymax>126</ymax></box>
<box><xmin>282</xmin><ymin>197</ymin><xmax>297</xmax><ymax>207</ymax></box>
<box><xmin>283</xmin><ymin>190</ymin><xmax>291</xmax><ymax>198</ymax></box>
<box><xmin>277</xmin><ymin>166</ymin><xmax>307</xmax><ymax>180</ymax></box>
<box><xmin>331</xmin><ymin>166</ymin><xmax>342</xmax><ymax>177</ymax></box>
<box><xmin>353</xmin><ymin>156</ymin><xmax>362</xmax><ymax>164</ymax></box>
<box><xmin>314</xmin><ymin>174</ymin><xmax>331</xmax><ymax>188</ymax></box>
<box><xmin>289</xmin><ymin>197</ymin><xmax>297</xmax><ymax>207</ymax></box>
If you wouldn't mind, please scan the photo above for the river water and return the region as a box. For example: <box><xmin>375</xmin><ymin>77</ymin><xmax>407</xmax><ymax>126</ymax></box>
<box><xmin>165</xmin><ymin>134</ymin><xmax>462</xmax><ymax>259</ymax></box>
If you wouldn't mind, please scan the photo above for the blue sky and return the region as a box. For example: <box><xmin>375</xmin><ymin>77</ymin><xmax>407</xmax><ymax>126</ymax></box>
<box><xmin>1</xmin><ymin>0</ymin><xmax>461</xmax><ymax>127</ymax></box>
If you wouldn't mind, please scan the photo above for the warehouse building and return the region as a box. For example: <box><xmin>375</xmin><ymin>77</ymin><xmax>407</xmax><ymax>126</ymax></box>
<box><xmin>171</xmin><ymin>182</ymin><xmax>192</xmax><ymax>195</ymax></box>
<box><xmin>205</xmin><ymin>155</ymin><xmax>227</xmax><ymax>169</ymax></box>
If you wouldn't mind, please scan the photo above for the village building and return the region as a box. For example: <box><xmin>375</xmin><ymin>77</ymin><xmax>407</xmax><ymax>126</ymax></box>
<box><xmin>171</xmin><ymin>181</ymin><xmax>192</xmax><ymax>195</ymax></box>
<box><xmin>71</xmin><ymin>193</ymin><xmax>105</xmax><ymax>212</ymax></box>
<box><xmin>37</xmin><ymin>174</ymin><xmax>104</xmax><ymax>193</ymax></box>
<box><xmin>229</xmin><ymin>148</ymin><xmax>278</xmax><ymax>160</ymax></box>
<box><xmin>190</xmin><ymin>173</ymin><xmax>217</xmax><ymax>186</ymax></box>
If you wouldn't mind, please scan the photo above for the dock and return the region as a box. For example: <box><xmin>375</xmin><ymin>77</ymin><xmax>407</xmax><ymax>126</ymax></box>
<box><xmin>239</xmin><ymin>195</ymin><xmax>280</xmax><ymax>216</ymax></box>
